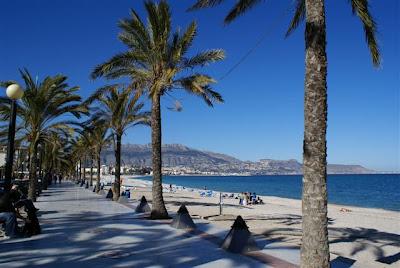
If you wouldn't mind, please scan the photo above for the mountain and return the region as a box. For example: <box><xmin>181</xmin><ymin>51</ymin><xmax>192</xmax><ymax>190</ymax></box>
<box><xmin>101</xmin><ymin>144</ymin><xmax>375</xmax><ymax>175</ymax></box>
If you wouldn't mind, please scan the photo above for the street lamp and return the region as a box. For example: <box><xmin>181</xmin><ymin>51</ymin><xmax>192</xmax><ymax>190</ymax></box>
<box><xmin>4</xmin><ymin>83</ymin><xmax>24</xmax><ymax>191</ymax></box>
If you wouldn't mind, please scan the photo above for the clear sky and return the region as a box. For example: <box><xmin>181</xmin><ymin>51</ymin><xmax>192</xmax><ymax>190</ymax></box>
<box><xmin>0</xmin><ymin>0</ymin><xmax>398</xmax><ymax>172</ymax></box>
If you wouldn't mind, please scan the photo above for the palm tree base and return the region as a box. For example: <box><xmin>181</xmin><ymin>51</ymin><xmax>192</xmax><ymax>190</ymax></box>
<box><xmin>150</xmin><ymin>210</ymin><xmax>171</xmax><ymax>220</ymax></box>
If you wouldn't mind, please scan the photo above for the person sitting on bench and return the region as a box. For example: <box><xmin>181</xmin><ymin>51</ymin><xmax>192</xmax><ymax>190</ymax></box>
<box><xmin>0</xmin><ymin>190</ymin><xmax>19</xmax><ymax>239</ymax></box>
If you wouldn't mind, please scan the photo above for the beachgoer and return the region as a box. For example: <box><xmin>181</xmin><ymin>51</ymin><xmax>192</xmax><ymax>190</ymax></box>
<box><xmin>169</xmin><ymin>184</ymin><xmax>173</xmax><ymax>193</ymax></box>
<box><xmin>251</xmin><ymin>192</ymin><xmax>256</xmax><ymax>204</ymax></box>
<box><xmin>58</xmin><ymin>175</ymin><xmax>62</xmax><ymax>184</ymax></box>
<box><xmin>243</xmin><ymin>193</ymin><xmax>248</xmax><ymax>206</ymax></box>
<box><xmin>239</xmin><ymin>192</ymin><xmax>243</xmax><ymax>205</ymax></box>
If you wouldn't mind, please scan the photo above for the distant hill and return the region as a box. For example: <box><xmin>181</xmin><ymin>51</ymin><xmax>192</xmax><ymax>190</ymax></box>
<box><xmin>101</xmin><ymin>144</ymin><xmax>375</xmax><ymax>175</ymax></box>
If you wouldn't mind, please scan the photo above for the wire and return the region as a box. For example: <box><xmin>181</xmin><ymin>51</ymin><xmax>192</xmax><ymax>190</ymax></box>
<box><xmin>219</xmin><ymin>1</ymin><xmax>295</xmax><ymax>81</ymax></box>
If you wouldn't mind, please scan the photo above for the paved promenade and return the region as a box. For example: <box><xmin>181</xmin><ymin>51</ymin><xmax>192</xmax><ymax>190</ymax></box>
<box><xmin>0</xmin><ymin>183</ymin><xmax>376</xmax><ymax>268</ymax></box>
<box><xmin>0</xmin><ymin>183</ymin><xmax>275</xmax><ymax>268</ymax></box>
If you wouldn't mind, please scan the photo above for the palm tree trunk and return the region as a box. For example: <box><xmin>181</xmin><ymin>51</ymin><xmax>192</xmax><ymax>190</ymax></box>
<box><xmin>113</xmin><ymin>133</ymin><xmax>122</xmax><ymax>200</ymax></box>
<box><xmin>96</xmin><ymin>153</ymin><xmax>101</xmax><ymax>193</ymax></box>
<box><xmin>90</xmin><ymin>158</ymin><xmax>94</xmax><ymax>186</ymax></box>
<box><xmin>83</xmin><ymin>157</ymin><xmax>86</xmax><ymax>183</ymax></box>
<box><xmin>44</xmin><ymin>171</ymin><xmax>50</xmax><ymax>190</ymax></box>
<box><xmin>38</xmin><ymin>147</ymin><xmax>43</xmax><ymax>193</ymax></box>
<box><xmin>43</xmin><ymin>164</ymin><xmax>51</xmax><ymax>191</ymax></box>
<box><xmin>301</xmin><ymin>1</ymin><xmax>330</xmax><ymax>267</ymax></box>
<box><xmin>28</xmin><ymin>142</ymin><xmax>38</xmax><ymax>201</ymax></box>
<box><xmin>150</xmin><ymin>93</ymin><xmax>169</xmax><ymax>219</ymax></box>
<box><xmin>79</xmin><ymin>159</ymin><xmax>82</xmax><ymax>182</ymax></box>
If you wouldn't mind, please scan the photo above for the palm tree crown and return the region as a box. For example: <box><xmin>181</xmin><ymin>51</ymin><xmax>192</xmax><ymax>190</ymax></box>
<box><xmin>0</xmin><ymin>69</ymin><xmax>86</xmax><ymax>200</ymax></box>
<box><xmin>189</xmin><ymin>0</ymin><xmax>380</xmax><ymax>66</ymax></box>
<box><xmin>88</xmin><ymin>85</ymin><xmax>150</xmax><ymax>136</ymax></box>
<box><xmin>91</xmin><ymin>0</ymin><xmax>225</xmax><ymax>104</ymax></box>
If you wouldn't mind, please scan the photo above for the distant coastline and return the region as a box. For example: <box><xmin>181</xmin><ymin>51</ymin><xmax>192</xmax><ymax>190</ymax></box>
<box><xmin>101</xmin><ymin>143</ymin><xmax>378</xmax><ymax>175</ymax></box>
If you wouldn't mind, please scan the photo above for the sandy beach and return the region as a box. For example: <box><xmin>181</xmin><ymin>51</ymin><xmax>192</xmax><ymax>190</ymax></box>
<box><xmin>105</xmin><ymin>175</ymin><xmax>400</xmax><ymax>267</ymax></box>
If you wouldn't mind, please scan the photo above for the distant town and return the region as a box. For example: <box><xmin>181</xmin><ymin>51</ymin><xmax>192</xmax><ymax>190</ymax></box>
<box><xmin>98</xmin><ymin>144</ymin><xmax>376</xmax><ymax>176</ymax></box>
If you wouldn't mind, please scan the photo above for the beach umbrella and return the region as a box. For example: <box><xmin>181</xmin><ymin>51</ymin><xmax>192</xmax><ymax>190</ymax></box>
<box><xmin>221</xmin><ymin>215</ymin><xmax>259</xmax><ymax>253</ymax></box>
<box><xmin>170</xmin><ymin>204</ymin><xmax>196</xmax><ymax>229</ymax></box>
<box><xmin>135</xmin><ymin>196</ymin><xmax>151</xmax><ymax>213</ymax></box>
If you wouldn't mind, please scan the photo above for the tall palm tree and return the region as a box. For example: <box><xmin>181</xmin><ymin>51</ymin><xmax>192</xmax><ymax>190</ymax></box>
<box><xmin>91</xmin><ymin>0</ymin><xmax>225</xmax><ymax>219</ymax></box>
<box><xmin>0</xmin><ymin>69</ymin><xmax>86</xmax><ymax>201</ymax></box>
<box><xmin>189</xmin><ymin>0</ymin><xmax>380</xmax><ymax>267</ymax></box>
<box><xmin>86</xmin><ymin>85</ymin><xmax>150</xmax><ymax>200</ymax></box>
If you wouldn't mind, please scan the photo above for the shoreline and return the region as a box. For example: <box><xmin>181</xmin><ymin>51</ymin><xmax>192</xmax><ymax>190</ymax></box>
<box><xmin>114</xmin><ymin>175</ymin><xmax>400</xmax><ymax>213</ymax></box>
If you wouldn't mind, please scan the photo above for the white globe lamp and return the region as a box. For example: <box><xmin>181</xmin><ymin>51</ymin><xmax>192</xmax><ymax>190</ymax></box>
<box><xmin>6</xmin><ymin>84</ymin><xmax>24</xmax><ymax>100</ymax></box>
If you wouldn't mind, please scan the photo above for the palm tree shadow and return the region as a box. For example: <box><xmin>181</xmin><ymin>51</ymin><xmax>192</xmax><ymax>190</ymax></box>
<box><xmin>0</xmin><ymin>205</ymin><xmax>264</xmax><ymax>267</ymax></box>
<box><xmin>329</xmin><ymin>227</ymin><xmax>400</xmax><ymax>263</ymax></box>
<box><xmin>330</xmin><ymin>256</ymin><xmax>356</xmax><ymax>268</ymax></box>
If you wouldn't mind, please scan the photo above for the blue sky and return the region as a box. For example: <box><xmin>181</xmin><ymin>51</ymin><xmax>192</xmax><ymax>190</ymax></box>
<box><xmin>0</xmin><ymin>0</ymin><xmax>398</xmax><ymax>171</ymax></box>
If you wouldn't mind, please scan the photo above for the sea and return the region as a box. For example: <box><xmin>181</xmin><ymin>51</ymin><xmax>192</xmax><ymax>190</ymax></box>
<box><xmin>135</xmin><ymin>174</ymin><xmax>400</xmax><ymax>212</ymax></box>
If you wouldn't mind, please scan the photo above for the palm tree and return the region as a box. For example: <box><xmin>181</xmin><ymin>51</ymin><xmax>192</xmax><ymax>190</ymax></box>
<box><xmin>86</xmin><ymin>85</ymin><xmax>150</xmax><ymax>200</ymax></box>
<box><xmin>70</xmin><ymin>137</ymin><xmax>86</xmax><ymax>183</ymax></box>
<box><xmin>77</xmin><ymin>119</ymin><xmax>112</xmax><ymax>192</ymax></box>
<box><xmin>0</xmin><ymin>69</ymin><xmax>86</xmax><ymax>201</ymax></box>
<box><xmin>76</xmin><ymin>128</ymin><xmax>96</xmax><ymax>186</ymax></box>
<box><xmin>90</xmin><ymin>121</ymin><xmax>112</xmax><ymax>192</ymax></box>
<box><xmin>42</xmin><ymin>131</ymin><xmax>71</xmax><ymax>188</ymax></box>
<box><xmin>91</xmin><ymin>0</ymin><xmax>225</xmax><ymax>219</ymax></box>
<box><xmin>189</xmin><ymin>0</ymin><xmax>380</xmax><ymax>267</ymax></box>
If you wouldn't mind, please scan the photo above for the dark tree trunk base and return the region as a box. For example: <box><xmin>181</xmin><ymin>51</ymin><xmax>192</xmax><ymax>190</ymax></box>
<box><xmin>150</xmin><ymin>211</ymin><xmax>171</xmax><ymax>220</ymax></box>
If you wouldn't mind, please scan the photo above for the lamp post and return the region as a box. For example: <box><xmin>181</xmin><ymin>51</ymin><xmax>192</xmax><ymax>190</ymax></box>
<box><xmin>4</xmin><ymin>83</ymin><xmax>24</xmax><ymax>191</ymax></box>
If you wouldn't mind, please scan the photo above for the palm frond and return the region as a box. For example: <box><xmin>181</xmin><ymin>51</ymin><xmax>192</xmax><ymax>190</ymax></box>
<box><xmin>175</xmin><ymin>74</ymin><xmax>223</xmax><ymax>107</ymax></box>
<box><xmin>349</xmin><ymin>0</ymin><xmax>380</xmax><ymax>66</ymax></box>
<box><xmin>188</xmin><ymin>0</ymin><xmax>225</xmax><ymax>11</ymax></box>
<box><xmin>225</xmin><ymin>0</ymin><xmax>263</xmax><ymax>24</ymax></box>
<box><xmin>183</xmin><ymin>49</ymin><xmax>225</xmax><ymax>69</ymax></box>
<box><xmin>285</xmin><ymin>0</ymin><xmax>305</xmax><ymax>37</ymax></box>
